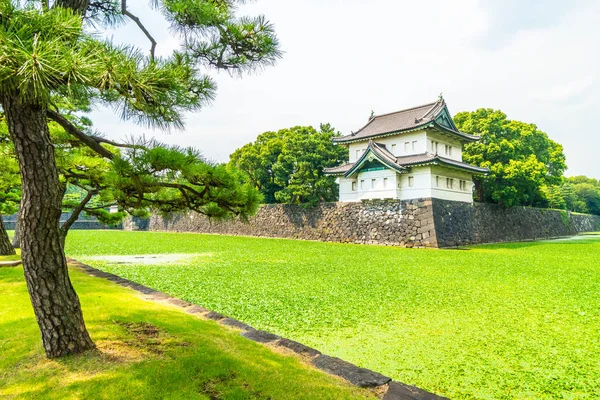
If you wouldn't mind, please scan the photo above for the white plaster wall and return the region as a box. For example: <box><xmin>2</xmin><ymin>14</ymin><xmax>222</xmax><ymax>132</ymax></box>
<box><xmin>347</xmin><ymin>130</ymin><xmax>428</xmax><ymax>161</ymax></box>
<box><xmin>339</xmin><ymin>169</ymin><xmax>398</xmax><ymax>202</ymax></box>
<box><xmin>429</xmin><ymin>165</ymin><xmax>474</xmax><ymax>203</ymax></box>
<box><xmin>425</xmin><ymin>130</ymin><xmax>463</xmax><ymax>161</ymax></box>
<box><xmin>397</xmin><ymin>166</ymin><xmax>432</xmax><ymax>200</ymax></box>
<box><xmin>345</xmin><ymin>129</ymin><xmax>468</xmax><ymax>163</ymax></box>
<box><xmin>339</xmin><ymin>165</ymin><xmax>474</xmax><ymax>203</ymax></box>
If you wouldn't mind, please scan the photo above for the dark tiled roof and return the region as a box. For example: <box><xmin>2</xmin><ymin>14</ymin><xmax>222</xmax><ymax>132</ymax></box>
<box><xmin>324</xmin><ymin>142</ymin><xmax>489</xmax><ymax>176</ymax></box>
<box><xmin>333</xmin><ymin>99</ymin><xmax>479</xmax><ymax>143</ymax></box>
<box><xmin>323</xmin><ymin>163</ymin><xmax>354</xmax><ymax>175</ymax></box>
<box><xmin>394</xmin><ymin>152</ymin><xmax>490</xmax><ymax>174</ymax></box>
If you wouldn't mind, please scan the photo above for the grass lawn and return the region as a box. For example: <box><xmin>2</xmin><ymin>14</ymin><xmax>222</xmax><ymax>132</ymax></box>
<box><xmin>64</xmin><ymin>231</ymin><xmax>600</xmax><ymax>399</ymax></box>
<box><xmin>0</xmin><ymin>258</ymin><xmax>374</xmax><ymax>399</ymax></box>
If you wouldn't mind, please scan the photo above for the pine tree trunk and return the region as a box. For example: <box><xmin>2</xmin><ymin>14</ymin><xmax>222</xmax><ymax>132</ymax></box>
<box><xmin>2</xmin><ymin>93</ymin><xmax>95</xmax><ymax>358</ymax></box>
<box><xmin>12</xmin><ymin>214</ymin><xmax>20</xmax><ymax>248</ymax></box>
<box><xmin>53</xmin><ymin>0</ymin><xmax>89</xmax><ymax>13</ymax></box>
<box><xmin>0</xmin><ymin>215</ymin><xmax>15</xmax><ymax>256</ymax></box>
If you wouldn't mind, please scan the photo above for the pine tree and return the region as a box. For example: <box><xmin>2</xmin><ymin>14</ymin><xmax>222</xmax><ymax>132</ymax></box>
<box><xmin>0</xmin><ymin>0</ymin><xmax>280</xmax><ymax>358</ymax></box>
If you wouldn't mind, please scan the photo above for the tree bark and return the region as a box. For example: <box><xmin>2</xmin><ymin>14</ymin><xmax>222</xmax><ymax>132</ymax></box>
<box><xmin>53</xmin><ymin>0</ymin><xmax>89</xmax><ymax>14</ymax></box>
<box><xmin>12</xmin><ymin>213</ymin><xmax>20</xmax><ymax>248</ymax></box>
<box><xmin>2</xmin><ymin>93</ymin><xmax>95</xmax><ymax>358</ymax></box>
<box><xmin>474</xmin><ymin>178</ymin><xmax>485</xmax><ymax>203</ymax></box>
<box><xmin>0</xmin><ymin>215</ymin><xmax>16</xmax><ymax>256</ymax></box>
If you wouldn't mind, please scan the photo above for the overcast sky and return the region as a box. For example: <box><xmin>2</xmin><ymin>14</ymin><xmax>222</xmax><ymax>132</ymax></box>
<box><xmin>92</xmin><ymin>0</ymin><xmax>599</xmax><ymax>179</ymax></box>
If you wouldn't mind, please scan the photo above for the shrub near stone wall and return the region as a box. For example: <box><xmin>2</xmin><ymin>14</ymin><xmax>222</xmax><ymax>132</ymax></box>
<box><xmin>150</xmin><ymin>199</ymin><xmax>438</xmax><ymax>248</ymax></box>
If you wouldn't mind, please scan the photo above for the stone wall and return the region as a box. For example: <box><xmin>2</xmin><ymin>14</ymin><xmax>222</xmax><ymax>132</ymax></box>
<box><xmin>150</xmin><ymin>199</ymin><xmax>438</xmax><ymax>248</ymax></box>
<box><xmin>432</xmin><ymin>199</ymin><xmax>600</xmax><ymax>247</ymax></box>
<box><xmin>2</xmin><ymin>213</ymin><xmax>122</xmax><ymax>231</ymax></box>
<box><xmin>150</xmin><ymin>198</ymin><xmax>600</xmax><ymax>248</ymax></box>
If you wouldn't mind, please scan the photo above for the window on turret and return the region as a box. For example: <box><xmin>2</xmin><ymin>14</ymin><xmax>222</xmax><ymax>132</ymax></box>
<box><xmin>360</xmin><ymin>180</ymin><xmax>365</xmax><ymax>190</ymax></box>
<box><xmin>383</xmin><ymin>177</ymin><xmax>389</xmax><ymax>188</ymax></box>
<box><xmin>352</xmin><ymin>181</ymin><xmax>357</xmax><ymax>191</ymax></box>
<box><xmin>412</xmin><ymin>141</ymin><xmax>417</xmax><ymax>151</ymax></box>
<box><xmin>404</xmin><ymin>142</ymin><xmax>410</xmax><ymax>152</ymax></box>
<box><xmin>431</xmin><ymin>140</ymin><xmax>439</xmax><ymax>154</ymax></box>
<box><xmin>391</xmin><ymin>144</ymin><xmax>396</xmax><ymax>154</ymax></box>
<box><xmin>446</xmin><ymin>178</ymin><xmax>454</xmax><ymax>189</ymax></box>
<box><xmin>445</xmin><ymin>145</ymin><xmax>452</xmax><ymax>156</ymax></box>
<box><xmin>371</xmin><ymin>179</ymin><xmax>376</xmax><ymax>188</ymax></box>
<box><xmin>356</xmin><ymin>150</ymin><xmax>361</xmax><ymax>159</ymax></box>
<box><xmin>436</xmin><ymin>176</ymin><xmax>440</xmax><ymax>187</ymax></box>
<box><xmin>408</xmin><ymin>176</ymin><xmax>414</xmax><ymax>187</ymax></box>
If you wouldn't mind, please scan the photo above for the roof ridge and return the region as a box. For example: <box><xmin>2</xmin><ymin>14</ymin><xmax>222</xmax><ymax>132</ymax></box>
<box><xmin>418</xmin><ymin>99</ymin><xmax>445</xmax><ymax>122</ymax></box>
<box><xmin>373</xmin><ymin>99</ymin><xmax>441</xmax><ymax>120</ymax></box>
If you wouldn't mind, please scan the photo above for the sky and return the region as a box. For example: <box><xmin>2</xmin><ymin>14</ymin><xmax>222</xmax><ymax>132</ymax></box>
<box><xmin>92</xmin><ymin>0</ymin><xmax>599</xmax><ymax>178</ymax></box>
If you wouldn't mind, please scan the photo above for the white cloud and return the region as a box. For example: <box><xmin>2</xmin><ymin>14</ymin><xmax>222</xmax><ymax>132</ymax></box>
<box><xmin>90</xmin><ymin>0</ymin><xmax>600</xmax><ymax>178</ymax></box>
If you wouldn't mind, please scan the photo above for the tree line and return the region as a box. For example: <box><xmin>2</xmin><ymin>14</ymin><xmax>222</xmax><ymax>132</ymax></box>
<box><xmin>229</xmin><ymin>109</ymin><xmax>599</xmax><ymax>216</ymax></box>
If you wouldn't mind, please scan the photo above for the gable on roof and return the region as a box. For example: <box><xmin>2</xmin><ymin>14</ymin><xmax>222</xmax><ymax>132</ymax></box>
<box><xmin>344</xmin><ymin>141</ymin><xmax>407</xmax><ymax>178</ymax></box>
<box><xmin>434</xmin><ymin>105</ymin><xmax>459</xmax><ymax>132</ymax></box>
<box><xmin>333</xmin><ymin>99</ymin><xmax>479</xmax><ymax>144</ymax></box>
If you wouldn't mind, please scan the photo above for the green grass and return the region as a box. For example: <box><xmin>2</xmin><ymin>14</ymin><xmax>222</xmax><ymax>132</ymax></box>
<box><xmin>64</xmin><ymin>231</ymin><xmax>600</xmax><ymax>399</ymax></box>
<box><xmin>0</xmin><ymin>261</ymin><xmax>374</xmax><ymax>399</ymax></box>
<box><xmin>0</xmin><ymin>252</ymin><xmax>20</xmax><ymax>262</ymax></box>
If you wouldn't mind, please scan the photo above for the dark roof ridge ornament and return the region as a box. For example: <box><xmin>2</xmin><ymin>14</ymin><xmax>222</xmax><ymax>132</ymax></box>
<box><xmin>369</xmin><ymin>110</ymin><xmax>375</xmax><ymax>121</ymax></box>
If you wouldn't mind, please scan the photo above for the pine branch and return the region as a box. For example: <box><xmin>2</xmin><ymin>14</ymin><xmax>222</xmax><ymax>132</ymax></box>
<box><xmin>121</xmin><ymin>0</ymin><xmax>157</xmax><ymax>62</ymax></box>
<box><xmin>89</xmin><ymin>135</ymin><xmax>146</xmax><ymax>150</ymax></box>
<box><xmin>60</xmin><ymin>188</ymin><xmax>98</xmax><ymax>236</ymax></box>
<box><xmin>47</xmin><ymin>110</ymin><xmax>115</xmax><ymax>160</ymax></box>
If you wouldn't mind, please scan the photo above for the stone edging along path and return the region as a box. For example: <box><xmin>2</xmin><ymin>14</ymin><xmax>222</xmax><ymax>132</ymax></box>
<box><xmin>0</xmin><ymin>260</ymin><xmax>22</xmax><ymax>267</ymax></box>
<box><xmin>68</xmin><ymin>259</ymin><xmax>448</xmax><ymax>400</ymax></box>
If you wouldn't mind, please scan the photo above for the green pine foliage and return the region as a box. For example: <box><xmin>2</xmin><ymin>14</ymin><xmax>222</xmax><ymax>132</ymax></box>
<box><xmin>109</xmin><ymin>141</ymin><xmax>262</xmax><ymax>221</ymax></box>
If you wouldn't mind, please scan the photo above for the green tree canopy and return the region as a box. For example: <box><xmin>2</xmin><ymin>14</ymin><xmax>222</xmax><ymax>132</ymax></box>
<box><xmin>454</xmin><ymin>109</ymin><xmax>566</xmax><ymax>207</ymax></box>
<box><xmin>566</xmin><ymin>176</ymin><xmax>600</xmax><ymax>215</ymax></box>
<box><xmin>229</xmin><ymin>124</ymin><xmax>348</xmax><ymax>205</ymax></box>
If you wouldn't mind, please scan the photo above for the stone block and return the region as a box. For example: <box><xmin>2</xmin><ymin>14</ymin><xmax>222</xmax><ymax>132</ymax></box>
<box><xmin>312</xmin><ymin>355</ymin><xmax>391</xmax><ymax>388</ymax></box>
<box><xmin>276</xmin><ymin>338</ymin><xmax>321</xmax><ymax>357</ymax></box>
<box><xmin>186</xmin><ymin>305</ymin><xmax>209</xmax><ymax>315</ymax></box>
<box><xmin>220</xmin><ymin>317</ymin><xmax>253</xmax><ymax>331</ymax></box>
<box><xmin>242</xmin><ymin>329</ymin><xmax>280</xmax><ymax>343</ymax></box>
<box><xmin>205</xmin><ymin>311</ymin><xmax>225</xmax><ymax>321</ymax></box>
<box><xmin>168</xmin><ymin>298</ymin><xmax>192</xmax><ymax>308</ymax></box>
<box><xmin>384</xmin><ymin>381</ymin><xmax>448</xmax><ymax>399</ymax></box>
